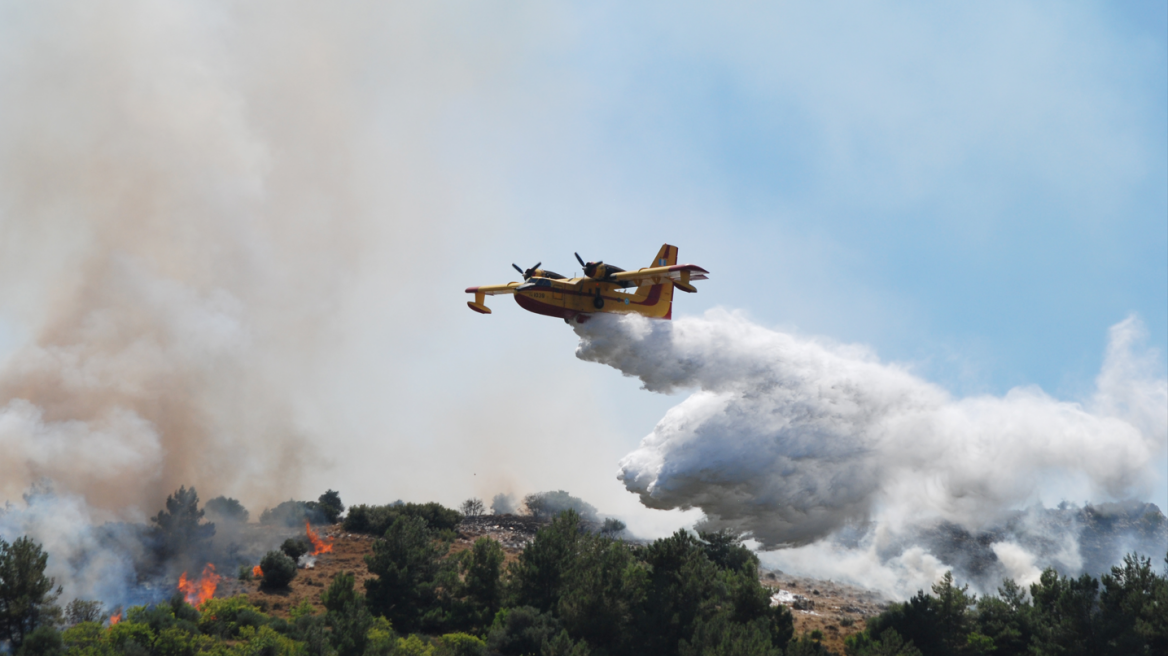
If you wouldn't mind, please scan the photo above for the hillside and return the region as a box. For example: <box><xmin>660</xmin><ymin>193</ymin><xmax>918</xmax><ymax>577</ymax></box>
<box><xmin>214</xmin><ymin>518</ymin><xmax>879</xmax><ymax>652</ymax></box>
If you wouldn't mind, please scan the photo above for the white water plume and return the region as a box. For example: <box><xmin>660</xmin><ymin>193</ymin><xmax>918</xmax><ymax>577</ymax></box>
<box><xmin>574</xmin><ymin>310</ymin><xmax>1166</xmax><ymax>592</ymax></box>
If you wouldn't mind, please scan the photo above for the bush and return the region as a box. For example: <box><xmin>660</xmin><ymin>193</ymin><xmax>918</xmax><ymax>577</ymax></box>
<box><xmin>15</xmin><ymin>625</ymin><xmax>63</xmax><ymax>656</ymax></box>
<box><xmin>396</xmin><ymin>634</ymin><xmax>436</xmax><ymax>656</ymax></box>
<box><xmin>150</xmin><ymin>486</ymin><xmax>215</xmax><ymax>559</ymax></box>
<box><xmin>0</xmin><ymin>536</ymin><xmax>62</xmax><ymax>649</ymax></box>
<box><xmin>460</xmin><ymin>498</ymin><xmax>485</xmax><ymax>518</ymax></box>
<box><xmin>197</xmin><ymin>596</ymin><xmax>270</xmax><ymax>639</ymax></box>
<box><xmin>317</xmin><ymin>490</ymin><xmax>345</xmax><ymax>524</ymax></box>
<box><xmin>322</xmin><ymin>571</ymin><xmax>373</xmax><ymax>656</ymax></box>
<box><xmin>281</xmin><ymin>537</ymin><xmax>311</xmax><ymax>561</ymax></box>
<box><xmin>599</xmin><ymin>518</ymin><xmax>627</xmax><ymax>537</ymax></box>
<box><xmin>259</xmin><ymin>500</ymin><xmax>329</xmax><ymax>527</ymax></box>
<box><xmin>204</xmin><ymin>496</ymin><xmax>249</xmax><ymax>523</ymax></box>
<box><xmin>438</xmin><ymin>632</ymin><xmax>487</xmax><ymax>656</ymax></box>
<box><xmin>344</xmin><ymin>502</ymin><xmax>462</xmax><ymax>535</ymax></box>
<box><xmin>486</xmin><ymin>606</ymin><xmax>563</xmax><ymax>656</ymax></box>
<box><xmin>364</xmin><ymin>516</ymin><xmax>452</xmax><ymax>634</ymax></box>
<box><xmin>522</xmin><ymin>491</ymin><xmax>598</xmax><ymax>522</ymax></box>
<box><xmin>64</xmin><ymin>599</ymin><xmax>104</xmax><ymax>626</ymax></box>
<box><xmin>259</xmin><ymin>551</ymin><xmax>297</xmax><ymax>589</ymax></box>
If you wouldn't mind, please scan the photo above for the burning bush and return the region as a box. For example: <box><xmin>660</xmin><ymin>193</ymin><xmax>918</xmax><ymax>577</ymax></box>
<box><xmin>306</xmin><ymin>522</ymin><xmax>334</xmax><ymax>555</ymax></box>
<box><xmin>259</xmin><ymin>551</ymin><xmax>297</xmax><ymax>589</ymax></box>
<box><xmin>343</xmin><ymin>502</ymin><xmax>461</xmax><ymax>536</ymax></box>
<box><xmin>177</xmin><ymin>564</ymin><xmax>221</xmax><ymax>607</ymax></box>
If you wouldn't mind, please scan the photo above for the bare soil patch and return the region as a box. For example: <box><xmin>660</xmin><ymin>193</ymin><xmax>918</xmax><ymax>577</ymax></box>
<box><xmin>762</xmin><ymin>570</ymin><xmax>892</xmax><ymax>653</ymax></box>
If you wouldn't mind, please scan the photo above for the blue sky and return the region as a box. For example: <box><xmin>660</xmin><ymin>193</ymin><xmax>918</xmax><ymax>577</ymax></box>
<box><xmin>0</xmin><ymin>0</ymin><xmax>1163</xmax><ymax>523</ymax></box>
<box><xmin>404</xmin><ymin>0</ymin><xmax>1168</xmax><ymax>514</ymax></box>
<box><xmin>456</xmin><ymin>0</ymin><xmax>1168</xmax><ymax>400</ymax></box>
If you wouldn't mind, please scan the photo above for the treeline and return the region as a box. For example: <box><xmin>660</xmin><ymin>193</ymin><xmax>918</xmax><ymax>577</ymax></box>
<box><xmin>0</xmin><ymin>506</ymin><xmax>797</xmax><ymax>655</ymax></box>
<box><xmin>361</xmin><ymin>509</ymin><xmax>795</xmax><ymax>655</ymax></box>
<box><xmin>846</xmin><ymin>555</ymin><xmax>1168</xmax><ymax>656</ymax></box>
<box><xmin>4</xmin><ymin>491</ymin><xmax>1166</xmax><ymax>656</ymax></box>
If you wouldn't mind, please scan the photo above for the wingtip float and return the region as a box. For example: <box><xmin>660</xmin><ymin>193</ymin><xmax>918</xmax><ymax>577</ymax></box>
<box><xmin>465</xmin><ymin>244</ymin><xmax>708</xmax><ymax>324</ymax></box>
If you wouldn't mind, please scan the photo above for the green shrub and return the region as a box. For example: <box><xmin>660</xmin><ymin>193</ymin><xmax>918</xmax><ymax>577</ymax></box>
<box><xmin>64</xmin><ymin>599</ymin><xmax>104</xmax><ymax>626</ymax></box>
<box><xmin>15</xmin><ymin>625</ymin><xmax>63</xmax><ymax>656</ymax></box>
<box><xmin>204</xmin><ymin>496</ymin><xmax>249</xmax><ymax>523</ymax></box>
<box><xmin>486</xmin><ymin>606</ymin><xmax>563</xmax><ymax>656</ymax></box>
<box><xmin>344</xmin><ymin>502</ymin><xmax>461</xmax><ymax>535</ymax></box>
<box><xmin>365</xmin><ymin>617</ymin><xmax>397</xmax><ymax>656</ymax></box>
<box><xmin>259</xmin><ymin>500</ymin><xmax>328</xmax><ymax>527</ymax></box>
<box><xmin>0</xmin><ymin>536</ymin><xmax>62</xmax><ymax>649</ymax></box>
<box><xmin>363</xmin><ymin>515</ymin><xmax>455</xmax><ymax>634</ymax></box>
<box><xmin>522</xmin><ymin>491</ymin><xmax>598</xmax><ymax>522</ymax></box>
<box><xmin>281</xmin><ymin>537</ymin><xmax>311</xmax><ymax>561</ymax></box>
<box><xmin>198</xmin><ymin>595</ymin><xmax>270</xmax><ymax>639</ymax></box>
<box><xmin>150</xmin><ymin>486</ymin><xmax>215</xmax><ymax>559</ymax></box>
<box><xmin>259</xmin><ymin>550</ymin><xmax>297</xmax><ymax>589</ymax></box>
<box><xmin>438</xmin><ymin>632</ymin><xmax>487</xmax><ymax>656</ymax></box>
<box><xmin>396</xmin><ymin>634</ymin><xmax>435</xmax><ymax>656</ymax></box>
<box><xmin>317</xmin><ymin>490</ymin><xmax>345</xmax><ymax>524</ymax></box>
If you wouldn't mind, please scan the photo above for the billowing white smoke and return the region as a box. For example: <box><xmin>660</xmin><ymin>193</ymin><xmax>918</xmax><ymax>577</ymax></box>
<box><xmin>0</xmin><ymin>489</ymin><xmax>150</xmax><ymax>608</ymax></box>
<box><xmin>575</xmin><ymin>310</ymin><xmax>1166</xmax><ymax>593</ymax></box>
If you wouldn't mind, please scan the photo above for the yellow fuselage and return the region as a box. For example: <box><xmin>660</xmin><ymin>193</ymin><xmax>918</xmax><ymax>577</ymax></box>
<box><xmin>513</xmin><ymin>277</ymin><xmax>674</xmax><ymax>322</ymax></box>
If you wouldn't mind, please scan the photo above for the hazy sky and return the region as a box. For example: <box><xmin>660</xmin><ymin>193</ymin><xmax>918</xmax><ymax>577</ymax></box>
<box><xmin>0</xmin><ymin>0</ymin><xmax>1164</xmax><ymax>532</ymax></box>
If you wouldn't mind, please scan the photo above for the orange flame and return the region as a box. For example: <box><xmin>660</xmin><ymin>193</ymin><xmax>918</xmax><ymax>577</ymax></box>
<box><xmin>306</xmin><ymin>521</ymin><xmax>333</xmax><ymax>555</ymax></box>
<box><xmin>108</xmin><ymin>613</ymin><xmax>121</xmax><ymax>627</ymax></box>
<box><xmin>252</xmin><ymin>565</ymin><xmax>263</xmax><ymax>578</ymax></box>
<box><xmin>177</xmin><ymin>563</ymin><xmax>221</xmax><ymax>607</ymax></box>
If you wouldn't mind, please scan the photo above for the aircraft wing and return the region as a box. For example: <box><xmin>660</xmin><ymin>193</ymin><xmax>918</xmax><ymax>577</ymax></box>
<box><xmin>609</xmin><ymin>264</ymin><xmax>709</xmax><ymax>292</ymax></box>
<box><xmin>465</xmin><ymin>282</ymin><xmax>521</xmax><ymax>314</ymax></box>
<box><xmin>465</xmin><ymin>282</ymin><xmax>521</xmax><ymax>296</ymax></box>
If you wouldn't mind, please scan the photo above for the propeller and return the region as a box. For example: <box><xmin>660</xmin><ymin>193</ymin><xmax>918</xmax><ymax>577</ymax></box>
<box><xmin>575</xmin><ymin>252</ymin><xmax>601</xmax><ymax>278</ymax></box>
<box><xmin>513</xmin><ymin>262</ymin><xmax>542</xmax><ymax>280</ymax></box>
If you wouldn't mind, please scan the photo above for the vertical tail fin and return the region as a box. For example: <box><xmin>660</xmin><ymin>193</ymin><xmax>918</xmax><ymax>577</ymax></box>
<box><xmin>651</xmin><ymin>244</ymin><xmax>678</xmax><ymax>268</ymax></box>
<box><xmin>650</xmin><ymin>244</ymin><xmax>677</xmax><ymax>319</ymax></box>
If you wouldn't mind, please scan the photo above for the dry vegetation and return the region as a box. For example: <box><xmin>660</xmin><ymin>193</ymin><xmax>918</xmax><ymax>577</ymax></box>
<box><xmin>215</xmin><ymin>518</ymin><xmax>880</xmax><ymax>652</ymax></box>
<box><xmin>760</xmin><ymin>570</ymin><xmax>891</xmax><ymax>654</ymax></box>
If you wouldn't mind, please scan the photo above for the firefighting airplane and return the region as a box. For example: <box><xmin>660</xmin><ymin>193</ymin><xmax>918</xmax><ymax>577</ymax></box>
<box><xmin>465</xmin><ymin>244</ymin><xmax>708</xmax><ymax>323</ymax></box>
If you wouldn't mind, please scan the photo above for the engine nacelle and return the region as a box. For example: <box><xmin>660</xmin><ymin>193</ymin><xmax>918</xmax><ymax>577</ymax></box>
<box><xmin>582</xmin><ymin>261</ymin><xmax>625</xmax><ymax>280</ymax></box>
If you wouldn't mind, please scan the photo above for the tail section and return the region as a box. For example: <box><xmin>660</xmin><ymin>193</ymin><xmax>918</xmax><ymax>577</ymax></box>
<box><xmin>651</xmin><ymin>244</ymin><xmax>678</xmax><ymax>268</ymax></box>
<box><xmin>645</xmin><ymin>244</ymin><xmax>678</xmax><ymax>319</ymax></box>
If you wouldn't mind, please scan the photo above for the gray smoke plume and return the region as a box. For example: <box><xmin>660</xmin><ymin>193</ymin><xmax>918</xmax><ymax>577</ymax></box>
<box><xmin>0</xmin><ymin>1</ymin><xmax>357</xmax><ymax>514</ymax></box>
<box><xmin>575</xmin><ymin>310</ymin><xmax>1166</xmax><ymax>594</ymax></box>
<box><xmin>0</xmin><ymin>0</ymin><xmax>405</xmax><ymax>605</ymax></box>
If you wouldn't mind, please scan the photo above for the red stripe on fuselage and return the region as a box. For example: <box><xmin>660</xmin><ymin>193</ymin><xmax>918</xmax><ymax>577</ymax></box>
<box><xmin>513</xmin><ymin>283</ymin><xmax>667</xmax><ymax>320</ymax></box>
<box><xmin>546</xmin><ymin>283</ymin><xmax>663</xmax><ymax>306</ymax></box>
<box><xmin>514</xmin><ymin>293</ymin><xmax>573</xmax><ymax>319</ymax></box>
